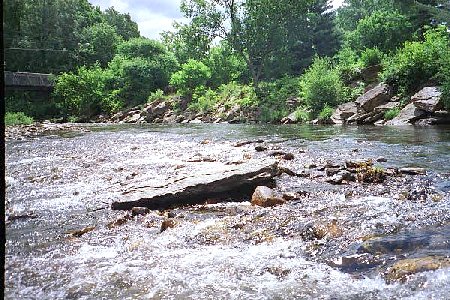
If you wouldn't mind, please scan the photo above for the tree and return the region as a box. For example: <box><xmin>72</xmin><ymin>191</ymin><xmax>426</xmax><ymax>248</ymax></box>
<box><xmin>109</xmin><ymin>38</ymin><xmax>179</xmax><ymax>106</ymax></box>
<box><xmin>78</xmin><ymin>22</ymin><xmax>122</xmax><ymax>67</ymax></box>
<box><xmin>170</xmin><ymin>59</ymin><xmax>211</xmax><ymax>99</ymax></box>
<box><xmin>344</xmin><ymin>10</ymin><xmax>413</xmax><ymax>53</ymax></box>
<box><xmin>102</xmin><ymin>7</ymin><xmax>140</xmax><ymax>40</ymax></box>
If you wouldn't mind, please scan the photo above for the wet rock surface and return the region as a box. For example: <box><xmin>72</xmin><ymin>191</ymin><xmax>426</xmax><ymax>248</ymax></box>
<box><xmin>5</xmin><ymin>124</ymin><xmax>450</xmax><ymax>299</ymax></box>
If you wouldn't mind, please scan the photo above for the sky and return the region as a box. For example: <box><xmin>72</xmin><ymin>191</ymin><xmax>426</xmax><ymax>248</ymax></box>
<box><xmin>88</xmin><ymin>0</ymin><xmax>345</xmax><ymax>40</ymax></box>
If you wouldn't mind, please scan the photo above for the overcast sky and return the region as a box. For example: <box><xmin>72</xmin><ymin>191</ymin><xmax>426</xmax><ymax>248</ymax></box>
<box><xmin>88</xmin><ymin>0</ymin><xmax>345</xmax><ymax>40</ymax></box>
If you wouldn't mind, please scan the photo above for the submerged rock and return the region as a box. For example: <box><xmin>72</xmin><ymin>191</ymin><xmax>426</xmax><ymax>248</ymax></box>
<box><xmin>160</xmin><ymin>218</ymin><xmax>179</xmax><ymax>232</ymax></box>
<box><xmin>386</xmin><ymin>257</ymin><xmax>450</xmax><ymax>282</ymax></box>
<box><xmin>399</xmin><ymin>167</ymin><xmax>426</xmax><ymax>175</ymax></box>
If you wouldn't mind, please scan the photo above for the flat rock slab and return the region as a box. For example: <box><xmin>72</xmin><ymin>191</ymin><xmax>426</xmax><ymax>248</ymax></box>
<box><xmin>412</xmin><ymin>87</ymin><xmax>442</xmax><ymax>113</ymax></box>
<box><xmin>112</xmin><ymin>159</ymin><xmax>279</xmax><ymax>210</ymax></box>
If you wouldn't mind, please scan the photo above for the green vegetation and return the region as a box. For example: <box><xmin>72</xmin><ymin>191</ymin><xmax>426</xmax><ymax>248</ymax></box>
<box><xmin>300</xmin><ymin>58</ymin><xmax>345</xmax><ymax>116</ymax></box>
<box><xmin>384</xmin><ymin>108</ymin><xmax>401</xmax><ymax>120</ymax></box>
<box><xmin>5</xmin><ymin>112</ymin><xmax>34</xmax><ymax>126</ymax></box>
<box><xmin>381</xmin><ymin>26</ymin><xmax>450</xmax><ymax>94</ymax></box>
<box><xmin>170</xmin><ymin>60</ymin><xmax>211</xmax><ymax>99</ymax></box>
<box><xmin>4</xmin><ymin>0</ymin><xmax>450</xmax><ymax>123</ymax></box>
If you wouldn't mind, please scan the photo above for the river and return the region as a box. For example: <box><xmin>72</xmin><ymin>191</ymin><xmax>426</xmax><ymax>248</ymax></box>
<box><xmin>5</xmin><ymin>124</ymin><xmax>450</xmax><ymax>299</ymax></box>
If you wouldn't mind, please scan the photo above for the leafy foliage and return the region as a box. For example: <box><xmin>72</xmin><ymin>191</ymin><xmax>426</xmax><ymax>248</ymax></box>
<box><xmin>78</xmin><ymin>22</ymin><xmax>122</xmax><ymax>67</ymax></box>
<box><xmin>318</xmin><ymin>104</ymin><xmax>334</xmax><ymax>121</ymax></box>
<box><xmin>384</xmin><ymin>108</ymin><xmax>401</xmax><ymax>120</ymax></box>
<box><xmin>300</xmin><ymin>58</ymin><xmax>346</xmax><ymax>116</ymax></box>
<box><xmin>344</xmin><ymin>10</ymin><xmax>413</xmax><ymax>53</ymax></box>
<box><xmin>53</xmin><ymin>65</ymin><xmax>122</xmax><ymax>120</ymax></box>
<box><xmin>359</xmin><ymin>47</ymin><xmax>384</xmax><ymax>67</ymax></box>
<box><xmin>5</xmin><ymin>112</ymin><xmax>34</xmax><ymax>125</ymax></box>
<box><xmin>110</xmin><ymin>38</ymin><xmax>179</xmax><ymax>106</ymax></box>
<box><xmin>381</xmin><ymin>26</ymin><xmax>450</xmax><ymax>94</ymax></box>
<box><xmin>170</xmin><ymin>59</ymin><xmax>211</xmax><ymax>98</ymax></box>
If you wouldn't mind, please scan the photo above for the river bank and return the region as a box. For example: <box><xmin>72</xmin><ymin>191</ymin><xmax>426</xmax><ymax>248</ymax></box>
<box><xmin>5</xmin><ymin>124</ymin><xmax>450</xmax><ymax>298</ymax></box>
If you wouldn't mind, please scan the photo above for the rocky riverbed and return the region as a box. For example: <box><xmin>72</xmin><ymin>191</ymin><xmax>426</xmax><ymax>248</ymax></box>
<box><xmin>5</xmin><ymin>123</ymin><xmax>450</xmax><ymax>299</ymax></box>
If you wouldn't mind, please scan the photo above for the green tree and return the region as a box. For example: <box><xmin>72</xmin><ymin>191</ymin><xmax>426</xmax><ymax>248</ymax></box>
<box><xmin>205</xmin><ymin>42</ymin><xmax>248</xmax><ymax>88</ymax></box>
<box><xmin>78</xmin><ymin>22</ymin><xmax>122</xmax><ymax>67</ymax></box>
<box><xmin>345</xmin><ymin>10</ymin><xmax>413</xmax><ymax>53</ymax></box>
<box><xmin>102</xmin><ymin>7</ymin><xmax>140</xmax><ymax>40</ymax></box>
<box><xmin>170</xmin><ymin>59</ymin><xmax>211</xmax><ymax>99</ymax></box>
<box><xmin>300</xmin><ymin>57</ymin><xmax>345</xmax><ymax>115</ymax></box>
<box><xmin>53</xmin><ymin>65</ymin><xmax>122</xmax><ymax>120</ymax></box>
<box><xmin>109</xmin><ymin>38</ymin><xmax>179</xmax><ymax>106</ymax></box>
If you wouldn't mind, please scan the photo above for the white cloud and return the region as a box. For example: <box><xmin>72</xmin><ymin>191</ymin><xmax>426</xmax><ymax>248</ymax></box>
<box><xmin>89</xmin><ymin>0</ymin><xmax>345</xmax><ymax>40</ymax></box>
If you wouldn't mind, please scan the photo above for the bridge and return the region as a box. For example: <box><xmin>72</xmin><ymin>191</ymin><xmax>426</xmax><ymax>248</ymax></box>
<box><xmin>4</xmin><ymin>71</ymin><xmax>54</xmax><ymax>91</ymax></box>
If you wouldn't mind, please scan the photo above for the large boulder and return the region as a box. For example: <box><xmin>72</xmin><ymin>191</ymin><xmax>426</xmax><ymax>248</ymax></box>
<box><xmin>355</xmin><ymin>83</ymin><xmax>392</xmax><ymax>113</ymax></box>
<box><xmin>112</xmin><ymin>159</ymin><xmax>280</xmax><ymax>210</ymax></box>
<box><xmin>412</xmin><ymin>87</ymin><xmax>442</xmax><ymax>113</ymax></box>
<box><xmin>385</xmin><ymin>103</ymin><xmax>427</xmax><ymax>125</ymax></box>
<box><xmin>331</xmin><ymin>102</ymin><xmax>357</xmax><ymax>124</ymax></box>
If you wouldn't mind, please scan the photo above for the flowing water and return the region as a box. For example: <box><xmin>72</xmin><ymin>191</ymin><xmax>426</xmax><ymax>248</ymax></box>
<box><xmin>5</xmin><ymin>124</ymin><xmax>450</xmax><ymax>299</ymax></box>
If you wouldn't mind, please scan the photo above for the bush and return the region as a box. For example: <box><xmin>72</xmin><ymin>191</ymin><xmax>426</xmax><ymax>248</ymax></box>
<box><xmin>300</xmin><ymin>57</ymin><xmax>345</xmax><ymax>116</ymax></box>
<box><xmin>5</xmin><ymin>112</ymin><xmax>34</xmax><ymax>125</ymax></box>
<box><xmin>359</xmin><ymin>47</ymin><xmax>384</xmax><ymax>67</ymax></box>
<box><xmin>257</xmin><ymin>77</ymin><xmax>301</xmax><ymax>122</ymax></box>
<box><xmin>334</xmin><ymin>47</ymin><xmax>362</xmax><ymax>83</ymax></box>
<box><xmin>345</xmin><ymin>10</ymin><xmax>413</xmax><ymax>53</ymax></box>
<box><xmin>206</xmin><ymin>43</ymin><xmax>248</xmax><ymax>88</ymax></box>
<box><xmin>293</xmin><ymin>107</ymin><xmax>310</xmax><ymax>123</ymax></box>
<box><xmin>318</xmin><ymin>104</ymin><xmax>334</xmax><ymax>121</ymax></box>
<box><xmin>170</xmin><ymin>59</ymin><xmax>211</xmax><ymax>99</ymax></box>
<box><xmin>109</xmin><ymin>38</ymin><xmax>179</xmax><ymax>107</ymax></box>
<box><xmin>189</xmin><ymin>87</ymin><xmax>218</xmax><ymax>113</ymax></box>
<box><xmin>381</xmin><ymin>26</ymin><xmax>450</xmax><ymax>94</ymax></box>
<box><xmin>384</xmin><ymin>108</ymin><xmax>401</xmax><ymax>120</ymax></box>
<box><xmin>53</xmin><ymin>65</ymin><xmax>122</xmax><ymax>120</ymax></box>
<box><xmin>215</xmin><ymin>82</ymin><xmax>257</xmax><ymax>109</ymax></box>
<box><xmin>147</xmin><ymin>89</ymin><xmax>165</xmax><ymax>103</ymax></box>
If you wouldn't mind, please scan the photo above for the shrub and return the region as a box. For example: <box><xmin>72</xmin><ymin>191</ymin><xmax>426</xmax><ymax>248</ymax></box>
<box><xmin>384</xmin><ymin>108</ymin><xmax>400</xmax><ymax>120</ymax></box>
<box><xmin>257</xmin><ymin>77</ymin><xmax>301</xmax><ymax>122</ymax></box>
<box><xmin>217</xmin><ymin>81</ymin><xmax>258</xmax><ymax>109</ymax></box>
<box><xmin>359</xmin><ymin>47</ymin><xmax>384</xmax><ymax>67</ymax></box>
<box><xmin>441</xmin><ymin>54</ymin><xmax>450</xmax><ymax>110</ymax></box>
<box><xmin>381</xmin><ymin>26</ymin><xmax>450</xmax><ymax>94</ymax></box>
<box><xmin>109</xmin><ymin>38</ymin><xmax>179</xmax><ymax>107</ymax></box>
<box><xmin>147</xmin><ymin>89</ymin><xmax>165</xmax><ymax>103</ymax></box>
<box><xmin>5</xmin><ymin>112</ymin><xmax>34</xmax><ymax>126</ymax></box>
<box><xmin>170</xmin><ymin>59</ymin><xmax>211</xmax><ymax>99</ymax></box>
<box><xmin>53</xmin><ymin>65</ymin><xmax>122</xmax><ymax>120</ymax></box>
<box><xmin>334</xmin><ymin>47</ymin><xmax>363</xmax><ymax>83</ymax></box>
<box><xmin>293</xmin><ymin>107</ymin><xmax>310</xmax><ymax>123</ymax></box>
<box><xmin>300</xmin><ymin>57</ymin><xmax>345</xmax><ymax>116</ymax></box>
<box><xmin>318</xmin><ymin>104</ymin><xmax>334</xmax><ymax>121</ymax></box>
<box><xmin>206</xmin><ymin>43</ymin><xmax>248</xmax><ymax>88</ymax></box>
<box><xmin>189</xmin><ymin>87</ymin><xmax>218</xmax><ymax>113</ymax></box>
<box><xmin>109</xmin><ymin>55</ymin><xmax>177</xmax><ymax>107</ymax></box>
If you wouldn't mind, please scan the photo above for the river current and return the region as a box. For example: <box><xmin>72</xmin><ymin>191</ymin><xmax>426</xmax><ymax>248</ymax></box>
<box><xmin>5</xmin><ymin>124</ymin><xmax>450</xmax><ymax>299</ymax></box>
